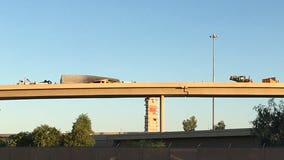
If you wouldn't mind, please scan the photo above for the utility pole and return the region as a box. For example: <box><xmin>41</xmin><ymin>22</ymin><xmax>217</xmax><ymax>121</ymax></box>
<box><xmin>210</xmin><ymin>33</ymin><xmax>218</xmax><ymax>130</ymax></box>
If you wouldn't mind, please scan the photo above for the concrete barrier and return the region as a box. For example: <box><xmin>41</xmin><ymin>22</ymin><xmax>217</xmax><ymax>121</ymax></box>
<box><xmin>0</xmin><ymin>147</ymin><xmax>283</xmax><ymax>160</ymax></box>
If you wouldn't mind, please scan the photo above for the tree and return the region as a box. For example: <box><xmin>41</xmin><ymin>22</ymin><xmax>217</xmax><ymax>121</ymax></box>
<box><xmin>214</xmin><ymin>121</ymin><xmax>226</xmax><ymax>130</ymax></box>
<box><xmin>183</xmin><ymin>116</ymin><xmax>197</xmax><ymax>132</ymax></box>
<box><xmin>7</xmin><ymin>132</ymin><xmax>32</xmax><ymax>147</ymax></box>
<box><xmin>0</xmin><ymin>139</ymin><xmax>6</xmax><ymax>147</ymax></box>
<box><xmin>32</xmin><ymin>124</ymin><xmax>61</xmax><ymax>147</ymax></box>
<box><xmin>61</xmin><ymin>132</ymin><xmax>73</xmax><ymax>147</ymax></box>
<box><xmin>252</xmin><ymin>98</ymin><xmax>284</xmax><ymax>146</ymax></box>
<box><xmin>63</xmin><ymin>114</ymin><xmax>95</xmax><ymax>147</ymax></box>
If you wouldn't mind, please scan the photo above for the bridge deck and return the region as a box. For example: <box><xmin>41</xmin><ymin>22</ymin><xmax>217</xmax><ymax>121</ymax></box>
<box><xmin>0</xmin><ymin>82</ymin><xmax>284</xmax><ymax>100</ymax></box>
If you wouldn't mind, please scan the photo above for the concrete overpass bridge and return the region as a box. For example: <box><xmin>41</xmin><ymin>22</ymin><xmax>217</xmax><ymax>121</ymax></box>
<box><xmin>1</xmin><ymin>82</ymin><xmax>284</xmax><ymax>100</ymax></box>
<box><xmin>1</xmin><ymin>82</ymin><xmax>284</xmax><ymax>132</ymax></box>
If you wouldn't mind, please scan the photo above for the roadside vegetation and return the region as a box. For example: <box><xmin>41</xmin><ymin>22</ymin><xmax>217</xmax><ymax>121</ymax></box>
<box><xmin>214</xmin><ymin>121</ymin><xmax>226</xmax><ymax>130</ymax></box>
<box><xmin>180</xmin><ymin>98</ymin><xmax>284</xmax><ymax>147</ymax></box>
<box><xmin>252</xmin><ymin>98</ymin><xmax>284</xmax><ymax>146</ymax></box>
<box><xmin>1</xmin><ymin>113</ymin><xmax>95</xmax><ymax>147</ymax></box>
<box><xmin>3</xmin><ymin>99</ymin><xmax>284</xmax><ymax>148</ymax></box>
<box><xmin>128</xmin><ymin>140</ymin><xmax>166</xmax><ymax>148</ymax></box>
<box><xmin>182</xmin><ymin>116</ymin><xmax>226</xmax><ymax>131</ymax></box>
<box><xmin>182</xmin><ymin>116</ymin><xmax>197</xmax><ymax>132</ymax></box>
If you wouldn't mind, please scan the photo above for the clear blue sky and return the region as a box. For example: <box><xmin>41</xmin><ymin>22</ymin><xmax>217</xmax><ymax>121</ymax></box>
<box><xmin>0</xmin><ymin>0</ymin><xmax>283</xmax><ymax>133</ymax></box>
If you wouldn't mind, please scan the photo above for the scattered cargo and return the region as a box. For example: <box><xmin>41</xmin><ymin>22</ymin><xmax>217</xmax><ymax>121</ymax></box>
<box><xmin>17</xmin><ymin>79</ymin><xmax>52</xmax><ymax>85</ymax></box>
<box><xmin>17</xmin><ymin>75</ymin><xmax>120</xmax><ymax>85</ymax></box>
<box><xmin>17</xmin><ymin>78</ymin><xmax>32</xmax><ymax>85</ymax></box>
<box><xmin>37</xmin><ymin>80</ymin><xmax>53</xmax><ymax>84</ymax></box>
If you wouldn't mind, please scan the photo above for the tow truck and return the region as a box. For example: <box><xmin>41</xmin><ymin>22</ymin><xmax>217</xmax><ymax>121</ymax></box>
<box><xmin>229</xmin><ymin>75</ymin><xmax>253</xmax><ymax>83</ymax></box>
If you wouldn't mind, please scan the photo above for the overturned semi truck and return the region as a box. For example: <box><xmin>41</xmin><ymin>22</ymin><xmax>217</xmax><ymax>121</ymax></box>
<box><xmin>60</xmin><ymin>74</ymin><xmax>120</xmax><ymax>84</ymax></box>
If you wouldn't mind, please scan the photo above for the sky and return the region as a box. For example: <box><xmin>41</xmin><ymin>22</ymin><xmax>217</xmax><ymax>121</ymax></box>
<box><xmin>0</xmin><ymin>0</ymin><xmax>283</xmax><ymax>133</ymax></box>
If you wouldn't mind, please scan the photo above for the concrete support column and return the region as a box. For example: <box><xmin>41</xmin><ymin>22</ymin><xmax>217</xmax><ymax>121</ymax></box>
<box><xmin>160</xmin><ymin>95</ymin><xmax>165</xmax><ymax>132</ymax></box>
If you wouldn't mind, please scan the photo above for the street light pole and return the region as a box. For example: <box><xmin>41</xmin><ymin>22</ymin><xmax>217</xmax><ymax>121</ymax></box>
<box><xmin>210</xmin><ymin>33</ymin><xmax>218</xmax><ymax>130</ymax></box>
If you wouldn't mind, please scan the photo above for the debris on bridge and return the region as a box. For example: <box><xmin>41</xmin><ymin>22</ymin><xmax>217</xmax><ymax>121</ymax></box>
<box><xmin>230</xmin><ymin>75</ymin><xmax>279</xmax><ymax>83</ymax></box>
<box><xmin>17</xmin><ymin>79</ymin><xmax>52</xmax><ymax>85</ymax></box>
<box><xmin>262</xmin><ymin>77</ymin><xmax>279</xmax><ymax>83</ymax></box>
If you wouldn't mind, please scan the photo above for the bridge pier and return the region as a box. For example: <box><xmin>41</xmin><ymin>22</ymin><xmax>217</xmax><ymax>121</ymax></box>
<box><xmin>160</xmin><ymin>95</ymin><xmax>165</xmax><ymax>132</ymax></box>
